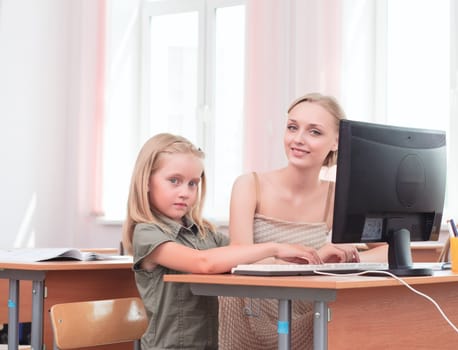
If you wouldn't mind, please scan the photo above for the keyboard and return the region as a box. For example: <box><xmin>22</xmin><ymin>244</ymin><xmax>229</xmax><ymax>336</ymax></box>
<box><xmin>231</xmin><ymin>262</ymin><xmax>449</xmax><ymax>276</ymax></box>
<box><xmin>231</xmin><ymin>262</ymin><xmax>390</xmax><ymax>276</ymax></box>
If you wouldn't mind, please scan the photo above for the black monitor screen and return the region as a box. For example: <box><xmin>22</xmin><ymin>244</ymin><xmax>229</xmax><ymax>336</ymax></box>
<box><xmin>332</xmin><ymin>120</ymin><xmax>446</xmax><ymax>276</ymax></box>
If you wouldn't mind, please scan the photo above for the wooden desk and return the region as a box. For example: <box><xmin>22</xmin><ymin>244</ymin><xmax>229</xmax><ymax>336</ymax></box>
<box><xmin>410</xmin><ymin>241</ymin><xmax>445</xmax><ymax>262</ymax></box>
<box><xmin>165</xmin><ymin>271</ymin><xmax>458</xmax><ymax>350</ymax></box>
<box><xmin>0</xmin><ymin>259</ymin><xmax>139</xmax><ymax>350</ymax></box>
<box><xmin>0</xmin><ymin>249</ymin><xmax>122</xmax><ymax>326</ymax></box>
<box><xmin>357</xmin><ymin>242</ymin><xmax>445</xmax><ymax>262</ymax></box>
<box><xmin>0</xmin><ymin>280</ymin><xmax>32</xmax><ymax>324</ymax></box>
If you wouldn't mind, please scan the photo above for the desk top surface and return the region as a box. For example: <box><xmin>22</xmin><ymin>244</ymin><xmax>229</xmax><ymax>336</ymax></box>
<box><xmin>164</xmin><ymin>270</ymin><xmax>458</xmax><ymax>290</ymax></box>
<box><xmin>0</xmin><ymin>257</ymin><xmax>133</xmax><ymax>271</ymax></box>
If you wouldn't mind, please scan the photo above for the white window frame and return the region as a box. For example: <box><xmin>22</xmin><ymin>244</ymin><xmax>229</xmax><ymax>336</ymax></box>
<box><xmin>140</xmin><ymin>0</ymin><xmax>245</xmax><ymax>222</ymax></box>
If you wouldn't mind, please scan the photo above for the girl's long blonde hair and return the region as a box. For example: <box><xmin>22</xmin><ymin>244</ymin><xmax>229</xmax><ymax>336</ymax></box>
<box><xmin>121</xmin><ymin>133</ymin><xmax>214</xmax><ymax>255</ymax></box>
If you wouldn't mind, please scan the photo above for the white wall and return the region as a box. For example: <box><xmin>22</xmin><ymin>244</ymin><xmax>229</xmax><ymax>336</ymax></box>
<box><xmin>0</xmin><ymin>0</ymin><xmax>128</xmax><ymax>249</ymax></box>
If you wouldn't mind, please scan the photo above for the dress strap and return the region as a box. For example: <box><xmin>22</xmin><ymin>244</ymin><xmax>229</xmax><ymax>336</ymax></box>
<box><xmin>323</xmin><ymin>181</ymin><xmax>335</xmax><ymax>223</ymax></box>
<box><xmin>252</xmin><ymin>172</ymin><xmax>261</xmax><ymax>213</ymax></box>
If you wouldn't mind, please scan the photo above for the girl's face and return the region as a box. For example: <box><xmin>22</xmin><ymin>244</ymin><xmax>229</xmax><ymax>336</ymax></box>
<box><xmin>148</xmin><ymin>152</ymin><xmax>204</xmax><ymax>223</ymax></box>
<box><xmin>284</xmin><ymin>101</ymin><xmax>339</xmax><ymax>169</ymax></box>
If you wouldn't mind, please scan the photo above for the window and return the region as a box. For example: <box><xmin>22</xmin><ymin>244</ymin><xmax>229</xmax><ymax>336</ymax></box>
<box><xmin>377</xmin><ymin>0</ymin><xmax>456</xmax><ymax>220</ymax></box>
<box><xmin>101</xmin><ymin>1</ymin><xmax>456</xmax><ymax>225</ymax></box>
<box><xmin>102</xmin><ymin>0</ymin><xmax>245</xmax><ymax>222</ymax></box>
<box><xmin>341</xmin><ymin>0</ymin><xmax>457</xmax><ymax>221</ymax></box>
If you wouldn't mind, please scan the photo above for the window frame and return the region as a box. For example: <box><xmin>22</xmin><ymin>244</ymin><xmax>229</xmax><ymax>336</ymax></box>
<box><xmin>372</xmin><ymin>0</ymin><xmax>458</xmax><ymax>221</ymax></box>
<box><xmin>139</xmin><ymin>0</ymin><xmax>246</xmax><ymax>222</ymax></box>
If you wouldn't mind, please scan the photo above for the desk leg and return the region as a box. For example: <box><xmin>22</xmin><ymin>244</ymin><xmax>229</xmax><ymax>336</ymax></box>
<box><xmin>278</xmin><ymin>299</ymin><xmax>291</xmax><ymax>350</ymax></box>
<box><xmin>313</xmin><ymin>301</ymin><xmax>328</xmax><ymax>350</ymax></box>
<box><xmin>7</xmin><ymin>279</ymin><xmax>19</xmax><ymax>350</ymax></box>
<box><xmin>30</xmin><ymin>280</ymin><xmax>44</xmax><ymax>350</ymax></box>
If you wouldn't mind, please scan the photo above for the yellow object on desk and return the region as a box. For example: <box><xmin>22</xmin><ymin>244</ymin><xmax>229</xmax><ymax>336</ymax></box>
<box><xmin>450</xmin><ymin>237</ymin><xmax>458</xmax><ymax>272</ymax></box>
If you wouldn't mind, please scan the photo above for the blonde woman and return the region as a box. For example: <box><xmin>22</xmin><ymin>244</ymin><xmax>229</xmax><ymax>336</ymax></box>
<box><xmin>219</xmin><ymin>93</ymin><xmax>387</xmax><ymax>349</ymax></box>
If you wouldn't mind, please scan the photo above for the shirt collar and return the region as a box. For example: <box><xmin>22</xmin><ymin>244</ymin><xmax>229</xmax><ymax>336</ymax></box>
<box><xmin>156</xmin><ymin>214</ymin><xmax>199</xmax><ymax>238</ymax></box>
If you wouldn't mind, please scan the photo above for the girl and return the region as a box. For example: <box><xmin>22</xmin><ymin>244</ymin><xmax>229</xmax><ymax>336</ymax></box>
<box><xmin>122</xmin><ymin>133</ymin><xmax>322</xmax><ymax>350</ymax></box>
<box><xmin>219</xmin><ymin>93</ymin><xmax>387</xmax><ymax>349</ymax></box>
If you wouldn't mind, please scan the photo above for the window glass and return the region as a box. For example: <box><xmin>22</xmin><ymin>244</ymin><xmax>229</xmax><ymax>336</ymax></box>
<box><xmin>207</xmin><ymin>5</ymin><xmax>245</xmax><ymax>220</ymax></box>
<box><xmin>148</xmin><ymin>11</ymin><xmax>199</xmax><ymax>144</ymax></box>
<box><xmin>384</xmin><ymin>0</ymin><xmax>452</xmax><ymax>217</ymax></box>
<box><xmin>385</xmin><ymin>0</ymin><xmax>450</xmax><ymax>131</ymax></box>
<box><xmin>341</xmin><ymin>0</ymin><xmax>454</xmax><ymax>221</ymax></box>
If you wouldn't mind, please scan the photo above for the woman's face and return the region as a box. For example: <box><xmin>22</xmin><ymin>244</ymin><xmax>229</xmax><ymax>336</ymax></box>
<box><xmin>284</xmin><ymin>101</ymin><xmax>339</xmax><ymax>169</ymax></box>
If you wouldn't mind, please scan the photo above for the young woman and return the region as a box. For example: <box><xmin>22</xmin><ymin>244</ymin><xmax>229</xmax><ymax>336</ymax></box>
<box><xmin>121</xmin><ymin>133</ymin><xmax>323</xmax><ymax>349</ymax></box>
<box><xmin>219</xmin><ymin>93</ymin><xmax>387</xmax><ymax>350</ymax></box>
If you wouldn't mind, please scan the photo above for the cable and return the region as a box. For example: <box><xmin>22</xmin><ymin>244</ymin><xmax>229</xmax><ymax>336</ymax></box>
<box><xmin>314</xmin><ymin>269</ymin><xmax>458</xmax><ymax>334</ymax></box>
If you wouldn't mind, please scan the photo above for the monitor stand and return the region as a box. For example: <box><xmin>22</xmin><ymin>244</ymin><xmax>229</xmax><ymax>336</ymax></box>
<box><xmin>387</xmin><ymin>228</ymin><xmax>433</xmax><ymax>276</ymax></box>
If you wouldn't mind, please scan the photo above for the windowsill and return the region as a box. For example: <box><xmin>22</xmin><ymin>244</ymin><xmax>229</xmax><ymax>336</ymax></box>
<box><xmin>95</xmin><ymin>217</ymin><xmax>124</xmax><ymax>226</ymax></box>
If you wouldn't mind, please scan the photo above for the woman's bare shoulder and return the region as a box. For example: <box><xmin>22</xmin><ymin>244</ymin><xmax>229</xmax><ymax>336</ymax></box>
<box><xmin>234</xmin><ymin>171</ymin><xmax>273</xmax><ymax>185</ymax></box>
<box><xmin>231</xmin><ymin>173</ymin><xmax>259</xmax><ymax>198</ymax></box>
<box><xmin>233</xmin><ymin>172</ymin><xmax>255</xmax><ymax>186</ymax></box>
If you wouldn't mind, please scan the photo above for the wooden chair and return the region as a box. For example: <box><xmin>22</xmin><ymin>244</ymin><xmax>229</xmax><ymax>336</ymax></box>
<box><xmin>49</xmin><ymin>297</ymin><xmax>148</xmax><ymax>350</ymax></box>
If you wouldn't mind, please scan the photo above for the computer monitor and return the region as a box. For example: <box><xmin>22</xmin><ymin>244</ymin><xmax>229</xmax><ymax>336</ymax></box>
<box><xmin>332</xmin><ymin>120</ymin><xmax>446</xmax><ymax>276</ymax></box>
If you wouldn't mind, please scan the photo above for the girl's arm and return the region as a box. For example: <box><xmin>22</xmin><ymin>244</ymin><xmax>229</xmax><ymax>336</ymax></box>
<box><xmin>142</xmin><ymin>240</ymin><xmax>322</xmax><ymax>274</ymax></box>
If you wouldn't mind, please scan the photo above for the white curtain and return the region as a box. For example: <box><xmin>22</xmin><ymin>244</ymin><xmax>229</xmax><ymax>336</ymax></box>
<box><xmin>243</xmin><ymin>0</ymin><xmax>457</xmax><ymax>220</ymax></box>
<box><xmin>243</xmin><ymin>0</ymin><xmax>371</xmax><ymax>172</ymax></box>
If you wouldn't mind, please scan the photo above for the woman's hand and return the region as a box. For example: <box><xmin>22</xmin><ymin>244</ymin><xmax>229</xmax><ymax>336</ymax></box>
<box><xmin>318</xmin><ymin>243</ymin><xmax>360</xmax><ymax>263</ymax></box>
<box><xmin>275</xmin><ymin>243</ymin><xmax>323</xmax><ymax>265</ymax></box>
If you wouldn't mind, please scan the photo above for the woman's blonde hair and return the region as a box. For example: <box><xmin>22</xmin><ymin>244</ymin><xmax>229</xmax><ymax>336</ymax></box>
<box><xmin>121</xmin><ymin>133</ymin><xmax>215</xmax><ymax>255</ymax></box>
<box><xmin>287</xmin><ymin>92</ymin><xmax>346</xmax><ymax>167</ymax></box>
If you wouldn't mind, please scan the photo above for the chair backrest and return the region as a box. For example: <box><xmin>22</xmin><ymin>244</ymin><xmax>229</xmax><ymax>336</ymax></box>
<box><xmin>49</xmin><ymin>297</ymin><xmax>148</xmax><ymax>349</ymax></box>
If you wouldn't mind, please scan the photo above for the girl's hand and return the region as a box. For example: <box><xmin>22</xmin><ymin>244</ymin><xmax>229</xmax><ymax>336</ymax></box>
<box><xmin>318</xmin><ymin>243</ymin><xmax>360</xmax><ymax>263</ymax></box>
<box><xmin>275</xmin><ymin>243</ymin><xmax>322</xmax><ymax>265</ymax></box>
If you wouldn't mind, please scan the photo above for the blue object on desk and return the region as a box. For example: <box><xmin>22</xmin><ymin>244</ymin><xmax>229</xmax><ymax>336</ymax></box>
<box><xmin>449</xmin><ymin>219</ymin><xmax>458</xmax><ymax>237</ymax></box>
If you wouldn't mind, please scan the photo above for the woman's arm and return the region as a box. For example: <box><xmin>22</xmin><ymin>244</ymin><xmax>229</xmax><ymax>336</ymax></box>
<box><xmin>318</xmin><ymin>243</ymin><xmax>360</xmax><ymax>263</ymax></box>
<box><xmin>228</xmin><ymin>174</ymin><xmax>258</xmax><ymax>245</ymax></box>
<box><xmin>227</xmin><ymin>173</ymin><xmax>281</xmax><ymax>264</ymax></box>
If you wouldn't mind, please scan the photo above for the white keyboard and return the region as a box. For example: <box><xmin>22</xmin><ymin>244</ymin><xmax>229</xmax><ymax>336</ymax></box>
<box><xmin>231</xmin><ymin>262</ymin><xmax>390</xmax><ymax>276</ymax></box>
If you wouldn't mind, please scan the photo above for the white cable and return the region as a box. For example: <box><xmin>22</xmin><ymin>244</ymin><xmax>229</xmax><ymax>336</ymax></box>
<box><xmin>314</xmin><ymin>270</ymin><xmax>458</xmax><ymax>334</ymax></box>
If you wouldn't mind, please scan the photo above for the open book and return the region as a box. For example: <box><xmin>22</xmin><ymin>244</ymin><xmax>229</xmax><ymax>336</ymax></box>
<box><xmin>0</xmin><ymin>248</ymin><xmax>129</xmax><ymax>263</ymax></box>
